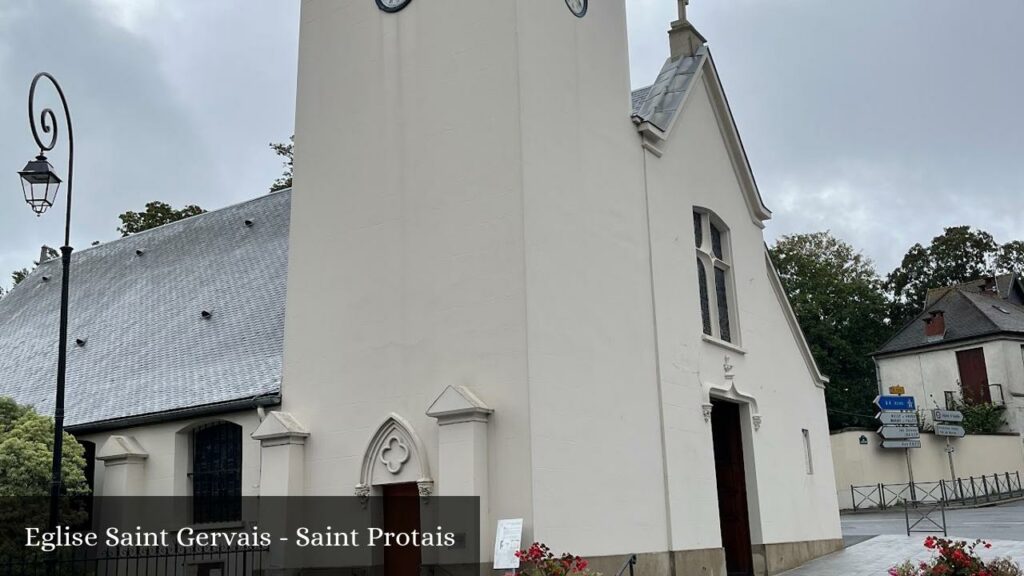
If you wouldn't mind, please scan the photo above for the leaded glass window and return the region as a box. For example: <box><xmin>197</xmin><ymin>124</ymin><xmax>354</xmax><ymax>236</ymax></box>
<box><xmin>694</xmin><ymin>210</ymin><xmax>737</xmax><ymax>344</ymax></box>
<box><xmin>710</xmin><ymin>222</ymin><xmax>723</xmax><ymax>259</ymax></box>
<box><xmin>715</xmin><ymin>267</ymin><xmax>731</xmax><ymax>342</ymax></box>
<box><xmin>697</xmin><ymin>258</ymin><xmax>712</xmax><ymax>335</ymax></box>
<box><xmin>192</xmin><ymin>422</ymin><xmax>242</xmax><ymax>524</ymax></box>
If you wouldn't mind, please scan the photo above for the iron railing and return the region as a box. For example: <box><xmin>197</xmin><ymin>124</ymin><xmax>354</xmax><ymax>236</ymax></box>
<box><xmin>851</xmin><ymin>471</ymin><xmax>1023</xmax><ymax>510</ymax></box>
<box><xmin>615</xmin><ymin>554</ymin><xmax>638</xmax><ymax>576</ymax></box>
<box><xmin>0</xmin><ymin>543</ymin><xmax>268</xmax><ymax>576</ymax></box>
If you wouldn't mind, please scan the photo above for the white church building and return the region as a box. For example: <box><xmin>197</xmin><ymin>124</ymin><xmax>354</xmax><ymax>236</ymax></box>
<box><xmin>0</xmin><ymin>1</ymin><xmax>842</xmax><ymax>574</ymax></box>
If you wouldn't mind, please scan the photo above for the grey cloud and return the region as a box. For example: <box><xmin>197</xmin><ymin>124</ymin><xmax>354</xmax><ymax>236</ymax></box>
<box><xmin>2</xmin><ymin>0</ymin><xmax>1021</xmax><ymax>290</ymax></box>
<box><xmin>677</xmin><ymin>0</ymin><xmax>1024</xmax><ymax>273</ymax></box>
<box><xmin>0</xmin><ymin>0</ymin><xmax>298</xmax><ymax>291</ymax></box>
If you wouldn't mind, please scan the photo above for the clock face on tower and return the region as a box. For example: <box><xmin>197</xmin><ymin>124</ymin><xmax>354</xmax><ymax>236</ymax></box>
<box><xmin>565</xmin><ymin>0</ymin><xmax>587</xmax><ymax>17</ymax></box>
<box><xmin>376</xmin><ymin>0</ymin><xmax>412</xmax><ymax>13</ymax></box>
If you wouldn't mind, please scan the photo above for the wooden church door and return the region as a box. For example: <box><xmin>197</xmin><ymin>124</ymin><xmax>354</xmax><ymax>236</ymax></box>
<box><xmin>382</xmin><ymin>483</ymin><xmax>421</xmax><ymax>576</ymax></box>
<box><xmin>711</xmin><ymin>400</ymin><xmax>754</xmax><ymax>576</ymax></box>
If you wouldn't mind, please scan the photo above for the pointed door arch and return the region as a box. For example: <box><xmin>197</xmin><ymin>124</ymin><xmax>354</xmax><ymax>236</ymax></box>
<box><xmin>355</xmin><ymin>413</ymin><xmax>433</xmax><ymax>497</ymax></box>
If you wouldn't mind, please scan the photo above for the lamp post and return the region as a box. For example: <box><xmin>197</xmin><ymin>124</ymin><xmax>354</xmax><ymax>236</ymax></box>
<box><xmin>18</xmin><ymin>72</ymin><xmax>75</xmax><ymax>534</ymax></box>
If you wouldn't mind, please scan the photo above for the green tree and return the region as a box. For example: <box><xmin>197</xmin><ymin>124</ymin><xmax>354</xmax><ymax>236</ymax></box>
<box><xmin>886</xmin><ymin>226</ymin><xmax>999</xmax><ymax>327</ymax></box>
<box><xmin>770</xmin><ymin>232</ymin><xmax>891</xmax><ymax>429</ymax></box>
<box><xmin>11</xmin><ymin>268</ymin><xmax>31</xmax><ymax>286</ymax></box>
<box><xmin>4</xmin><ymin>247</ymin><xmax>59</xmax><ymax>294</ymax></box>
<box><xmin>117</xmin><ymin>201</ymin><xmax>206</xmax><ymax>237</ymax></box>
<box><xmin>996</xmin><ymin>240</ymin><xmax>1024</xmax><ymax>276</ymax></box>
<box><xmin>0</xmin><ymin>397</ymin><xmax>89</xmax><ymax>497</ymax></box>
<box><xmin>269</xmin><ymin>135</ymin><xmax>293</xmax><ymax>193</ymax></box>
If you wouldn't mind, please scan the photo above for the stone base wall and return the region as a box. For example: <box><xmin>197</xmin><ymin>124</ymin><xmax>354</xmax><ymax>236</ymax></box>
<box><xmin>282</xmin><ymin>540</ymin><xmax>842</xmax><ymax>576</ymax></box>
<box><xmin>583</xmin><ymin>538</ymin><xmax>842</xmax><ymax>576</ymax></box>
<box><xmin>754</xmin><ymin>538</ymin><xmax>845</xmax><ymax>575</ymax></box>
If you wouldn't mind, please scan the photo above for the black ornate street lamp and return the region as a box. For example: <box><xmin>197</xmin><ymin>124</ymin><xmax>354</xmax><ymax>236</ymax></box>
<box><xmin>18</xmin><ymin>72</ymin><xmax>75</xmax><ymax>535</ymax></box>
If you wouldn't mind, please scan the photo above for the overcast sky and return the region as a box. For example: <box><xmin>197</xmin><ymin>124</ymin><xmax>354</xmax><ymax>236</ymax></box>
<box><xmin>2</xmin><ymin>0</ymin><xmax>1022</xmax><ymax>292</ymax></box>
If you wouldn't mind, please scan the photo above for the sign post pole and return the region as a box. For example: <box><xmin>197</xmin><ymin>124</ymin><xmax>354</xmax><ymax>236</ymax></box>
<box><xmin>946</xmin><ymin>437</ymin><xmax>957</xmax><ymax>497</ymax></box>
<box><xmin>933</xmin><ymin>408</ymin><xmax>964</xmax><ymax>500</ymax></box>
<box><xmin>876</xmin><ymin>393</ymin><xmax>920</xmax><ymax>502</ymax></box>
<box><xmin>906</xmin><ymin>448</ymin><xmax>917</xmax><ymax>502</ymax></box>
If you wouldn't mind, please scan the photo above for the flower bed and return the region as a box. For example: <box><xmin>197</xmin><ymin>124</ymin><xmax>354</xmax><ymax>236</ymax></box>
<box><xmin>515</xmin><ymin>543</ymin><xmax>598</xmax><ymax>576</ymax></box>
<box><xmin>890</xmin><ymin>537</ymin><xmax>1022</xmax><ymax>576</ymax></box>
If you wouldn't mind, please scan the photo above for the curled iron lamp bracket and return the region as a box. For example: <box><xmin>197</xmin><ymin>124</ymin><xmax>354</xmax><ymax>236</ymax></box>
<box><xmin>26</xmin><ymin>72</ymin><xmax>74</xmax><ymax>244</ymax></box>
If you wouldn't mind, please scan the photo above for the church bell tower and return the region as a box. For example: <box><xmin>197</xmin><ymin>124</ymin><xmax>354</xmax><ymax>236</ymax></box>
<box><xmin>281</xmin><ymin>0</ymin><xmax>663</xmax><ymax>557</ymax></box>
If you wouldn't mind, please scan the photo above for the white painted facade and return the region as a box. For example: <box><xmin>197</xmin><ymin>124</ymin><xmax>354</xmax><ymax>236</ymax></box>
<box><xmin>77</xmin><ymin>410</ymin><xmax>263</xmax><ymax>499</ymax></box>
<box><xmin>276</xmin><ymin>0</ymin><xmax>840</xmax><ymax>571</ymax></box>
<box><xmin>875</xmin><ymin>338</ymin><xmax>1024</xmax><ymax>433</ymax></box>
<box><xmin>55</xmin><ymin>2</ymin><xmax>846</xmax><ymax>574</ymax></box>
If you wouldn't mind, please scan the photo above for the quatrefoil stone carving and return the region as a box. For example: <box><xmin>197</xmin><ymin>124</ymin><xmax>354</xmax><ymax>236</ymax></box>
<box><xmin>379</xmin><ymin>436</ymin><xmax>410</xmax><ymax>474</ymax></box>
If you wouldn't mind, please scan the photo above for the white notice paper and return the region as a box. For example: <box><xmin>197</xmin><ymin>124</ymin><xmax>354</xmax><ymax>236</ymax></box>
<box><xmin>493</xmin><ymin>518</ymin><xmax>524</xmax><ymax>570</ymax></box>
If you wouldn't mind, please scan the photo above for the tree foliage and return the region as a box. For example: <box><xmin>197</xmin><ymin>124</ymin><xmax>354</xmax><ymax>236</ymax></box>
<box><xmin>996</xmin><ymin>240</ymin><xmax>1024</xmax><ymax>277</ymax></box>
<box><xmin>117</xmin><ymin>201</ymin><xmax>206</xmax><ymax>237</ymax></box>
<box><xmin>885</xmin><ymin>226</ymin><xmax>1000</xmax><ymax>326</ymax></box>
<box><xmin>269</xmin><ymin>135</ymin><xmax>293</xmax><ymax>193</ymax></box>
<box><xmin>0</xmin><ymin>397</ymin><xmax>89</xmax><ymax>497</ymax></box>
<box><xmin>770</xmin><ymin>232</ymin><xmax>891</xmax><ymax>429</ymax></box>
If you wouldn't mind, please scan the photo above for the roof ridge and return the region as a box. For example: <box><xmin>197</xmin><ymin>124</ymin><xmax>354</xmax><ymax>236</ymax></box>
<box><xmin>960</xmin><ymin>287</ymin><xmax>1024</xmax><ymax>313</ymax></box>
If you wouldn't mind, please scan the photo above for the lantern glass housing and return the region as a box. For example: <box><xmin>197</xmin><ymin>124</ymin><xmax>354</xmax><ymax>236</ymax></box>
<box><xmin>19</xmin><ymin>154</ymin><xmax>62</xmax><ymax>215</ymax></box>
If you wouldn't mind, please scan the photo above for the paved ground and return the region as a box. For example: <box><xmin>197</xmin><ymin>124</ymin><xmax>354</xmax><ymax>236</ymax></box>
<box><xmin>842</xmin><ymin>499</ymin><xmax>1024</xmax><ymax>541</ymax></box>
<box><xmin>780</xmin><ymin>534</ymin><xmax>1024</xmax><ymax>576</ymax></box>
<box><xmin>779</xmin><ymin>501</ymin><xmax>1024</xmax><ymax>574</ymax></box>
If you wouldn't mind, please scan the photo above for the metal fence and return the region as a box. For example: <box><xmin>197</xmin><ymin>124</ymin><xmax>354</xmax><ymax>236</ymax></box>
<box><xmin>0</xmin><ymin>543</ymin><xmax>268</xmax><ymax>576</ymax></box>
<box><xmin>851</xmin><ymin>471</ymin><xmax>1023</xmax><ymax>510</ymax></box>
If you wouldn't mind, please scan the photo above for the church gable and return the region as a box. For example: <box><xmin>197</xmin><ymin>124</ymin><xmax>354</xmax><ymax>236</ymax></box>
<box><xmin>633</xmin><ymin>37</ymin><xmax>826</xmax><ymax>389</ymax></box>
<box><xmin>633</xmin><ymin>53</ymin><xmax>772</xmax><ymax>228</ymax></box>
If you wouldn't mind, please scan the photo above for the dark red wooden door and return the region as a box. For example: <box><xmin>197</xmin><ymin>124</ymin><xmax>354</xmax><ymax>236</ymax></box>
<box><xmin>956</xmin><ymin>348</ymin><xmax>991</xmax><ymax>404</ymax></box>
<box><xmin>382</xmin><ymin>483</ymin><xmax>421</xmax><ymax>576</ymax></box>
<box><xmin>711</xmin><ymin>400</ymin><xmax>754</xmax><ymax>576</ymax></box>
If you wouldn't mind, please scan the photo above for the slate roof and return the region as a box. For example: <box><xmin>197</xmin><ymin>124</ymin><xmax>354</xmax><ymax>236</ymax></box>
<box><xmin>631</xmin><ymin>86</ymin><xmax>652</xmax><ymax>115</ymax></box>
<box><xmin>630</xmin><ymin>47</ymin><xmax>707</xmax><ymax>131</ymax></box>
<box><xmin>0</xmin><ymin>190</ymin><xmax>290</xmax><ymax>429</ymax></box>
<box><xmin>875</xmin><ymin>275</ymin><xmax>1024</xmax><ymax>356</ymax></box>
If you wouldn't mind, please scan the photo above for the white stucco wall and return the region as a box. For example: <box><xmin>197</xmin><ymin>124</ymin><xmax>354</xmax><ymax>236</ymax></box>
<box><xmin>75</xmin><ymin>410</ymin><xmax>262</xmax><ymax>498</ymax></box>
<box><xmin>876</xmin><ymin>338</ymin><xmax>1024</xmax><ymax>432</ymax></box>
<box><xmin>831</xmin><ymin>430</ymin><xmax>1024</xmax><ymax>510</ymax></box>
<box><xmin>282</xmin><ymin>0</ymin><xmax>840</xmax><ymax>562</ymax></box>
<box><xmin>641</xmin><ymin>73</ymin><xmax>842</xmax><ymax>549</ymax></box>
<box><xmin>284</xmin><ymin>0</ymin><xmax>671</xmax><ymax>558</ymax></box>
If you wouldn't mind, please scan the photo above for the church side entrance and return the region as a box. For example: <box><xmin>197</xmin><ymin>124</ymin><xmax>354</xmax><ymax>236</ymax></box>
<box><xmin>382</xmin><ymin>482</ymin><xmax>422</xmax><ymax>576</ymax></box>
<box><xmin>711</xmin><ymin>400</ymin><xmax>754</xmax><ymax>576</ymax></box>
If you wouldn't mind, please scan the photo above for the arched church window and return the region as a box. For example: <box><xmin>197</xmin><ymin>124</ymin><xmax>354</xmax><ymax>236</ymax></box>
<box><xmin>191</xmin><ymin>421</ymin><xmax>242</xmax><ymax>524</ymax></box>
<box><xmin>694</xmin><ymin>210</ymin><xmax>737</xmax><ymax>344</ymax></box>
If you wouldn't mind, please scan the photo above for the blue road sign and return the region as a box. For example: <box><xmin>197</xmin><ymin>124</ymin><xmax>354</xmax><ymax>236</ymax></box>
<box><xmin>874</xmin><ymin>395</ymin><xmax>915</xmax><ymax>411</ymax></box>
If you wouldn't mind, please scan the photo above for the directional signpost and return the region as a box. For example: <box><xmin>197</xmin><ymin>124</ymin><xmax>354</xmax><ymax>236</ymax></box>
<box><xmin>935</xmin><ymin>424</ymin><xmax>966</xmax><ymax>438</ymax></box>
<box><xmin>877</xmin><ymin>412</ymin><xmax>918</xmax><ymax>425</ymax></box>
<box><xmin>933</xmin><ymin>408</ymin><xmax>965</xmax><ymax>488</ymax></box>
<box><xmin>933</xmin><ymin>409</ymin><xmax>964</xmax><ymax>423</ymax></box>
<box><xmin>878</xmin><ymin>425</ymin><xmax>921</xmax><ymax>440</ymax></box>
<box><xmin>876</xmin><ymin>395</ymin><xmax>916</xmax><ymax>412</ymax></box>
<box><xmin>876</xmin><ymin>393</ymin><xmax>920</xmax><ymax>500</ymax></box>
<box><xmin>881</xmin><ymin>439</ymin><xmax>922</xmax><ymax>449</ymax></box>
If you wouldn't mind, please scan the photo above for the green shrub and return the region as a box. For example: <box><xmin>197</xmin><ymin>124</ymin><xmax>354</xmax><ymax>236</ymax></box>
<box><xmin>953</xmin><ymin>401</ymin><xmax>1008</xmax><ymax>434</ymax></box>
